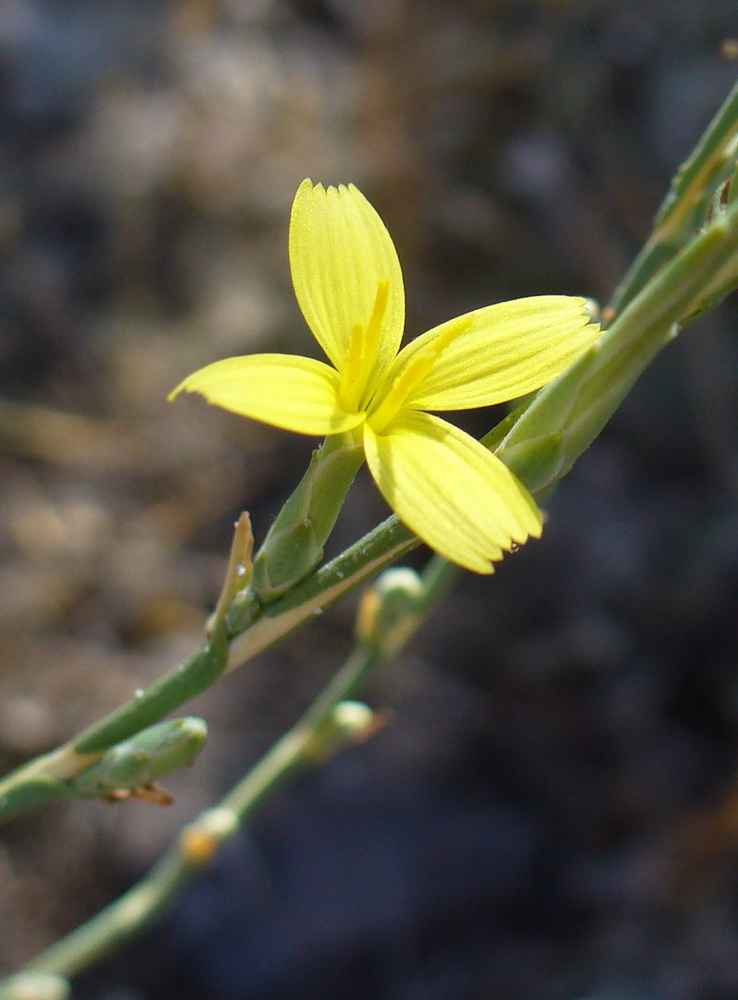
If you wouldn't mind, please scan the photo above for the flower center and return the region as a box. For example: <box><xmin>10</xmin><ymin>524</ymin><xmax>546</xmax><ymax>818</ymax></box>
<box><xmin>367</xmin><ymin>314</ymin><xmax>474</xmax><ymax>433</ymax></box>
<box><xmin>338</xmin><ymin>280</ymin><xmax>390</xmax><ymax>413</ymax></box>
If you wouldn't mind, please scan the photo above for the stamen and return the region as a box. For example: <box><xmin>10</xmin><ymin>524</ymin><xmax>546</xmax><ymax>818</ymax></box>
<box><xmin>368</xmin><ymin>314</ymin><xmax>473</xmax><ymax>432</ymax></box>
<box><xmin>368</xmin><ymin>354</ymin><xmax>431</xmax><ymax>432</ymax></box>
<box><xmin>338</xmin><ymin>280</ymin><xmax>390</xmax><ymax>412</ymax></box>
<box><xmin>339</xmin><ymin>322</ymin><xmax>365</xmax><ymax>411</ymax></box>
<box><xmin>365</xmin><ymin>280</ymin><xmax>390</xmax><ymax>362</ymax></box>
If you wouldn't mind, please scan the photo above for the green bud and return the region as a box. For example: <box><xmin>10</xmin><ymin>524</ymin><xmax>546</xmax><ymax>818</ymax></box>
<box><xmin>252</xmin><ymin>435</ymin><xmax>364</xmax><ymax>603</ymax></box>
<box><xmin>70</xmin><ymin>718</ymin><xmax>207</xmax><ymax>799</ymax></box>
<box><xmin>251</xmin><ymin>520</ymin><xmax>321</xmax><ymax>601</ymax></box>
<box><xmin>303</xmin><ymin>701</ymin><xmax>377</xmax><ymax>762</ymax></box>
<box><xmin>356</xmin><ymin>567</ymin><xmax>425</xmax><ymax>654</ymax></box>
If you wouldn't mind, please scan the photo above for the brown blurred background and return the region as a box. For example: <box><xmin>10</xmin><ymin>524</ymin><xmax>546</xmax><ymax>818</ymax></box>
<box><xmin>2</xmin><ymin>2</ymin><xmax>738</xmax><ymax>998</ymax></box>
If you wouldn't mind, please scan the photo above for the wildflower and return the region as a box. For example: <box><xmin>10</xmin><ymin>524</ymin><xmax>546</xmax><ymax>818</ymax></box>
<box><xmin>171</xmin><ymin>180</ymin><xmax>599</xmax><ymax>573</ymax></box>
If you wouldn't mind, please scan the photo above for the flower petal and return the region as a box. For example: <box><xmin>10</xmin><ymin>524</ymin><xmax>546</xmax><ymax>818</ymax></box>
<box><xmin>363</xmin><ymin>410</ymin><xmax>542</xmax><ymax>573</ymax></box>
<box><xmin>392</xmin><ymin>295</ymin><xmax>599</xmax><ymax>411</ymax></box>
<box><xmin>170</xmin><ymin>355</ymin><xmax>364</xmax><ymax>436</ymax></box>
<box><xmin>289</xmin><ymin>180</ymin><xmax>405</xmax><ymax>387</ymax></box>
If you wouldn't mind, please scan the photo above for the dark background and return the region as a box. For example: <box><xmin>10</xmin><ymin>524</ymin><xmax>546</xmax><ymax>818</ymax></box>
<box><xmin>2</xmin><ymin>1</ymin><xmax>738</xmax><ymax>998</ymax></box>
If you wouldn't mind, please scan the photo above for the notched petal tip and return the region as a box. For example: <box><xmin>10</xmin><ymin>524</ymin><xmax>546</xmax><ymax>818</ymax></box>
<box><xmin>168</xmin><ymin>371</ymin><xmax>210</xmax><ymax>403</ymax></box>
<box><xmin>289</xmin><ymin>175</ymin><xmax>405</xmax><ymax>381</ymax></box>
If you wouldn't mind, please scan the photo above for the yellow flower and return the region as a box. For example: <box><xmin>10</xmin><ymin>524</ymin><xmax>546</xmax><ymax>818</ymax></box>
<box><xmin>171</xmin><ymin>180</ymin><xmax>599</xmax><ymax>573</ymax></box>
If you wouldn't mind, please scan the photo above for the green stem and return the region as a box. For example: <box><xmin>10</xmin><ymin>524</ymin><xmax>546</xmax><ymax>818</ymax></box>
<box><xmin>608</xmin><ymin>77</ymin><xmax>738</xmax><ymax>318</ymax></box>
<box><xmin>0</xmin><ymin>554</ymin><xmax>456</xmax><ymax>993</ymax></box>
<box><xmin>299</xmin><ymin>556</ymin><xmax>459</xmax><ymax>734</ymax></box>
<box><xmin>0</xmin><ymin>520</ymin><xmax>416</xmax><ymax>823</ymax></box>
<box><xmin>497</xmin><ymin>197</ymin><xmax>738</xmax><ymax>496</ymax></box>
<box><xmin>4</xmin><ymin>729</ymin><xmax>310</xmax><ymax>988</ymax></box>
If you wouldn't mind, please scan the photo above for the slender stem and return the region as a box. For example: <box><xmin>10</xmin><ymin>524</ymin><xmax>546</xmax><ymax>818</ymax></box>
<box><xmin>608</xmin><ymin>77</ymin><xmax>738</xmax><ymax>318</ymax></box>
<box><xmin>0</xmin><ymin>519</ymin><xmax>417</xmax><ymax>822</ymax></box>
<box><xmin>1</xmin><ymin>553</ymin><xmax>456</xmax><ymax>993</ymax></box>
<box><xmin>498</xmin><ymin>196</ymin><xmax>738</xmax><ymax>497</ymax></box>
<box><xmin>9</xmin><ymin>733</ymin><xmax>311</xmax><ymax>986</ymax></box>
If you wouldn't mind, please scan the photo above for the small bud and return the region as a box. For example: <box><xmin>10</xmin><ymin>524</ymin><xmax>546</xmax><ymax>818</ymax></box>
<box><xmin>70</xmin><ymin>718</ymin><xmax>207</xmax><ymax>800</ymax></box>
<box><xmin>303</xmin><ymin>701</ymin><xmax>379</xmax><ymax>762</ymax></box>
<box><xmin>180</xmin><ymin>806</ymin><xmax>239</xmax><ymax>868</ymax></box>
<box><xmin>355</xmin><ymin>568</ymin><xmax>424</xmax><ymax>653</ymax></box>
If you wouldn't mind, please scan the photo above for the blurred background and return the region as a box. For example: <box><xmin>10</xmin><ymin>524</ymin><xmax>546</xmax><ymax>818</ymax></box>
<box><xmin>2</xmin><ymin>1</ymin><xmax>738</xmax><ymax>998</ymax></box>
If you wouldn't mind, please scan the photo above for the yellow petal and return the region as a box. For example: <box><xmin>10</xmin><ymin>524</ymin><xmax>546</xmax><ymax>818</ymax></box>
<box><xmin>169</xmin><ymin>355</ymin><xmax>364</xmax><ymax>436</ymax></box>
<box><xmin>363</xmin><ymin>410</ymin><xmax>542</xmax><ymax>573</ymax></box>
<box><xmin>289</xmin><ymin>180</ymin><xmax>405</xmax><ymax>390</ymax></box>
<box><xmin>392</xmin><ymin>296</ymin><xmax>598</xmax><ymax>411</ymax></box>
